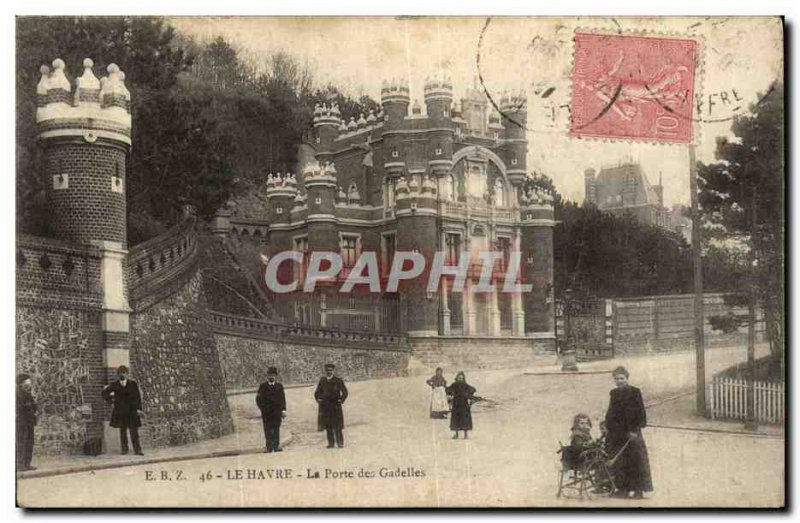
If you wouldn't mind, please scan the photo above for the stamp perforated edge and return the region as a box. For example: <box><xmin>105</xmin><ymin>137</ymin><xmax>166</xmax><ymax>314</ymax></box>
<box><xmin>566</xmin><ymin>25</ymin><xmax>706</xmax><ymax>147</ymax></box>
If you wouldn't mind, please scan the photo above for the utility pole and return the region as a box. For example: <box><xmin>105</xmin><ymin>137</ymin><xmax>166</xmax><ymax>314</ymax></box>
<box><xmin>689</xmin><ymin>144</ymin><xmax>706</xmax><ymax>416</ymax></box>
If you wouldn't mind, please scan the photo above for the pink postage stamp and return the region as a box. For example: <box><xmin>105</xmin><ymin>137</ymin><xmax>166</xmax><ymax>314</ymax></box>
<box><xmin>570</xmin><ymin>32</ymin><xmax>698</xmax><ymax>143</ymax></box>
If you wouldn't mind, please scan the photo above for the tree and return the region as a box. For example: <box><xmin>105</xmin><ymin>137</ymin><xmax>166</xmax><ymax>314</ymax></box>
<box><xmin>16</xmin><ymin>17</ymin><xmax>237</xmax><ymax>244</ymax></box>
<box><xmin>697</xmin><ymin>83</ymin><xmax>784</xmax><ymax>364</ymax></box>
<box><xmin>553</xmin><ymin>201</ymin><xmax>693</xmax><ymax>300</ymax></box>
<box><xmin>515</xmin><ymin>171</ymin><xmax>695</xmax><ymax>300</ymax></box>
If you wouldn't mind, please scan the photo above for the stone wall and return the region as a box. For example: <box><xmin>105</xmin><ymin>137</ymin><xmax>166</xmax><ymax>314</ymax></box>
<box><xmin>408</xmin><ymin>336</ymin><xmax>554</xmax><ymax>373</ymax></box>
<box><xmin>130</xmin><ymin>270</ymin><xmax>234</xmax><ymax>447</ymax></box>
<box><xmin>17</xmin><ymin>219</ymin><xmax>235</xmax><ymax>455</ymax></box>
<box><xmin>212</xmin><ymin>312</ymin><xmax>409</xmax><ymax>388</ymax></box>
<box><xmin>16</xmin><ymin>235</ymin><xmax>107</xmax><ymax>455</ymax></box>
<box><xmin>16</xmin><ymin>306</ymin><xmax>105</xmax><ymax>455</ymax></box>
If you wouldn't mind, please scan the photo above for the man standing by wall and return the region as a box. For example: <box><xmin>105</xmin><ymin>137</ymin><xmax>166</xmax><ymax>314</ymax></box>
<box><xmin>256</xmin><ymin>366</ymin><xmax>287</xmax><ymax>453</ymax></box>
<box><xmin>16</xmin><ymin>373</ymin><xmax>37</xmax><ymax>471</ymax></box>
<box><xmin>102</xmin><ymin>366</ymin><xmax>144</xmax><ymax>456</ymax></box>
<box><xmin>315</xmin><ymin>363</ymin><xmax>348</xmax><ymax>448</ymax></box>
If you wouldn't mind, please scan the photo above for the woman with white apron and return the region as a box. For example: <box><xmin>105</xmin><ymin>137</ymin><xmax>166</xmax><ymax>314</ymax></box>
<box><xmin>426</xmin><ymin>367</ymin><xmax>449</xmax><ymax>419</ymax></box>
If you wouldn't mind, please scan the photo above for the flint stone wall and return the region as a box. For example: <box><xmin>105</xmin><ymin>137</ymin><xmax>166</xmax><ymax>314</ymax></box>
<box><xmin>215</xmin><ymin>329</ymin><xmax>410</xmax><ymax>389</ymax></box>
<box><xmin>130</xmin><ymin>271</ymin><xmax>234</xmax><ymax>447</ymax></box>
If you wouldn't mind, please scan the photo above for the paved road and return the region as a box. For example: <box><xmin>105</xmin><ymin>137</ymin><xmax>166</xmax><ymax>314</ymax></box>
<box><xmin>18</xmin><ymin>348</ymin><xmax>783</xmax><ymax>508</ymax></box>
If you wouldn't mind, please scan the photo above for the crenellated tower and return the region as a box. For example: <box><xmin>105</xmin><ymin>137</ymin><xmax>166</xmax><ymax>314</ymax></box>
<box><xmin>380</xmin><ymin>77</ymin><xmax>410</xmax><ymax>123</ymax></box>
<box><xmin>518</xmin><ymin>183</ymin><xmax>555</xmax><ymax>336</ymax></box>
<box><xmin>36</xmin><ymin>57</ymin><xmax>134</xmax><ymax>450</ymax></box>
<box><xmin>301</xmin><ymin>161</ymin><xmax>339</xmax><ymax>252</ymax></box>
<box><xmin>313</xmin><ymin>103</ymin><xmax>341</xmax><ymax>163</ymax></box>
<box><xmin>423</xmin><ymin>72</ymin><xmax>453</xmax><ymax>120</ymax></box>
<box><xmin>264</xmin><ymin>172</ymin><xmax>298</xmax><ymax>227</ymax></box>
<box><xmin>499</xmin><ymin>91</ymin><xmax>528</xmax><ymax>186</ymax></box>
<box><xmin>37</xmin><ymin>58</ymin><xmax>131</xmax><ymax>246</ymax></box>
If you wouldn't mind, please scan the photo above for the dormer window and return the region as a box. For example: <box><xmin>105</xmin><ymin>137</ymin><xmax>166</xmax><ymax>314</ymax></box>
<box><xmin>276</xmin><ymin>207</ymin><xmax>284</xmax><ymax>215</ymax></box>
<box><xmin>511</xmin><ymin>157</ymin><xmax>518</xmax><ymax>166</ymax></box>
<box><xmin>391</xmin><ymin>148</ymin><xmax>399</xmax><ymax>158</ymax></box>
<box><xmin>315</xmin><ymin>136</ymin><xmax>321</xmax><ymax>144</ymax></box>
<box><xmin>435</xmin><ymin>144</ymin><xmax>443</xmax><ymax>156</ymax></box>
<box><xmin>493</xmin><ymin>132</ymin><xmax>499</xmax><ymax>140</ymax></box>
<box><xmin>315</xmin><ymin>197</ymin><xmax>322</xmax><ymax>205</ymax></box>
<box><xmin>443</xmin><ymin>109</ymin><xmax>450</xmax><ymax>117</ymax></box>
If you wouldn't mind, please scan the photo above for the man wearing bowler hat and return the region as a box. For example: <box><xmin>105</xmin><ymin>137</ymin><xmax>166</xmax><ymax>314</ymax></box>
<box><xmin>102</xmin><ymin>365</ymin><xmax>144</xmax><ymax>455</ymax></box>
<box><xmin>256</xmin><ymin>366</ymin><xmax>287</xmax><ymax>453</ymax></box>
<box><xmin>314</xmin><ymin>363</ymin><xmax>348</xmax><ymax>448</ymax></box>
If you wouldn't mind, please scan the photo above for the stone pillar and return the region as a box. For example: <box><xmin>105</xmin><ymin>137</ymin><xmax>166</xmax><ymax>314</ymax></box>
<box><xmin>319</xmin><ymin>292</ymin><xmax>328</xmax><ymax>327</ymax></box>
<box><xmin>511</xmin><ymin>230</ymin><xmax>525</xmax><ymax>336</ymax></box>
<box><xmin>489</xmin><ymin>286</ymin><xmax>501</xmax><ymax>336</ymax></box>
<box><xmin>439</xmin><ymin>280</ymin><xmax>451</xmax><ymax>336</ymax></box>
<box><xmin>511</xmin><ymin>291</ymin><xmax>525</xmax><ymax>336</ymax></box>
<box><xmin>463</xmin><ymin>279</ymin><xmax>476</xmax><ymax>335</ymax></box>
<box><xmin>94</xmin><ymin>240</ymin><xmax>132</xmax><ymax>453</ymax></box>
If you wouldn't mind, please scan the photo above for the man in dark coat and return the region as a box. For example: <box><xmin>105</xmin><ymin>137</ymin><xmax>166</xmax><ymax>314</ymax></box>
<box><xmin>102</xmin><ymin>365</ymin><xmax>144</xmax><ymax>456</ymax></box>
<box><xmin>605</xmin><ymin>366</ymin><xmax>653</xmax><ymax>499</ymax></box>
<box><xmin>16</xmin><ymin>373</ymin><xmax>37</xmax><ymax>471</ymax></box>
<box><xmin>256</xmin><ymin>366</ymin><xmax>287</xmax><ymax>453</ymax></box>
<box><xmin>314</xmin><ymin>363</ymin><xmax>348</xmax><ymax>448</ymax></box>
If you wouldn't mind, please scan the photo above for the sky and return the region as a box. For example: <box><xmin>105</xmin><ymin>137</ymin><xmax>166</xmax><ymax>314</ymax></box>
<box><xmin>170</xmin><ymin>16</ymin><xmax>783</xmax><ymax>206</ymax></box>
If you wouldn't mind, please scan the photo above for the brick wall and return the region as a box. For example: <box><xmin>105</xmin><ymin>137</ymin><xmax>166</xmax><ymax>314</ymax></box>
<box><xmin>16</xmin><ymin>235</ymin><xmax>103</xmax><ymax>310</ymax></box>
<box><xmin>44</xmin><ymin>142</ymin><xmax>127</xmax><ymax>246</ymax></box>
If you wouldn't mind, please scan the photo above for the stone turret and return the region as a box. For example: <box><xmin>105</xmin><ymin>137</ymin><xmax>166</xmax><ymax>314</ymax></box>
<box><xmin>518</xmin><ymin>176</ymin><xmax>555</xmax><ymax>336</ymax></box>
<box><xmin>36</xmin><ymin>57</ymin><xmax>136</xmax><ymax>447</ymax></box>
<box><xmin>265</xmin><ymin>172</ymin><xmax>299</xmax><ymax>225</ymax></box>
<box><xmin>380</xmin><ymin>77</ymin><xmax>410</xmax><ymax>123</ymax></box>
<box><xmin>424</xmin><ymin>71</ymin><xmax>453</xmax><ymax>120</ymax></box>
<box><xmin>499</xmin><ymin>90</ymin><xmax>528</xmax><ymax>185</ymax></box>
<box><xmin>313</xmin><ymin>103</ymin><xmax>341</xmax><ymax>160</ymax></box>
<box><xmin>302</xmin><ymin>161</ymin><xmax>339</xmax><ymax>251</ymax></box>
<box><xmin>37</xmin><ymin>58</ymin><xmax>131</xmax><ymax>246</ymax></box>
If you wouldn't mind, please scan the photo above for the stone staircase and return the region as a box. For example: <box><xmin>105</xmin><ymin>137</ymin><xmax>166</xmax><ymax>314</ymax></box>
<box><xmin>407</xmin><ymin>337</ymin><xmax>556</xmax><ymax>375</ymax></box>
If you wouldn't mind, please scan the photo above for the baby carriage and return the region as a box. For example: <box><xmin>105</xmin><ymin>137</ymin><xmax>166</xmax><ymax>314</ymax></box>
<box><xmin>556</xmin><ymin>435</ymin><xmax>616</xmax><ymax>499</ymax></box>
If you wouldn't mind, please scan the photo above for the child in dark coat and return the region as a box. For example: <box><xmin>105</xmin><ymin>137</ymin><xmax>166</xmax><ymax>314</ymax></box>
<box><xmin>564</xmin><ymin>413</ymin><xmax>596</xmax><ymax>468</ymax></box>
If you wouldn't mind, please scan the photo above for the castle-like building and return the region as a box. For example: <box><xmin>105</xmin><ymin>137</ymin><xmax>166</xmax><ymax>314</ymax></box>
<box><xmin>218</xmin><ymin>74</ymin><xmax>556</xmax><ymax>345</ymax></box>
<box><xmin>583</xmin><ymin>162</ymin><xmax>691</xmax><ymax>240</ymax></box>
<box><xmin>584</xmin><ymin>162</ymin><xmax>669</xmax><ymax>227</ymax></box>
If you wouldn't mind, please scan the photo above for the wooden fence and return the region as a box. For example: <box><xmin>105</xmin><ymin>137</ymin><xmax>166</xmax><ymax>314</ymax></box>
<box><xmin>706</xmin><ymin>378</ymin><xmax>784</xmax><ymax>424</ymax></box>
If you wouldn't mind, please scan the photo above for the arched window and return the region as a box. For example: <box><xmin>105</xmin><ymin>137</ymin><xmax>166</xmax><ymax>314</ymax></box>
<box><xmin>494</xmin><ymin>178</ymin><xmax>506</xmax><ymax>207</ymax></box>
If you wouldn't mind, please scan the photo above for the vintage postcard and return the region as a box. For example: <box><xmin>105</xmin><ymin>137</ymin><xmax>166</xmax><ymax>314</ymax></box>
<box><xmin>15</xmin><ymin>16</ymin><xmax>784</xmax><ymax>508</ymax></box>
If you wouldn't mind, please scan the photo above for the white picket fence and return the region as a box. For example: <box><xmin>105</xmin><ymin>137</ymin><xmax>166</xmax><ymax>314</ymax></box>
<box><xmin>707</xmin><ymin>378</ymin><xmax>784</xmax><ymax>424</ymax></box>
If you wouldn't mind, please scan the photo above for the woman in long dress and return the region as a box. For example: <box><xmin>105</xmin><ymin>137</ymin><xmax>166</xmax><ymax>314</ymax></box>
<box><xmin>426</xmin><ymin>367</ymin><xmax>449</xmax><ymax>419</ymax></box>
<box><xmin>604</xmin><ymin>366</ymin><xmax>653</xmax><ymax>499</ymax></box>
<box><xmin>446</xmin><ymin>371</ymin><xmax>476</xmax><ymax>439</ymax></box>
